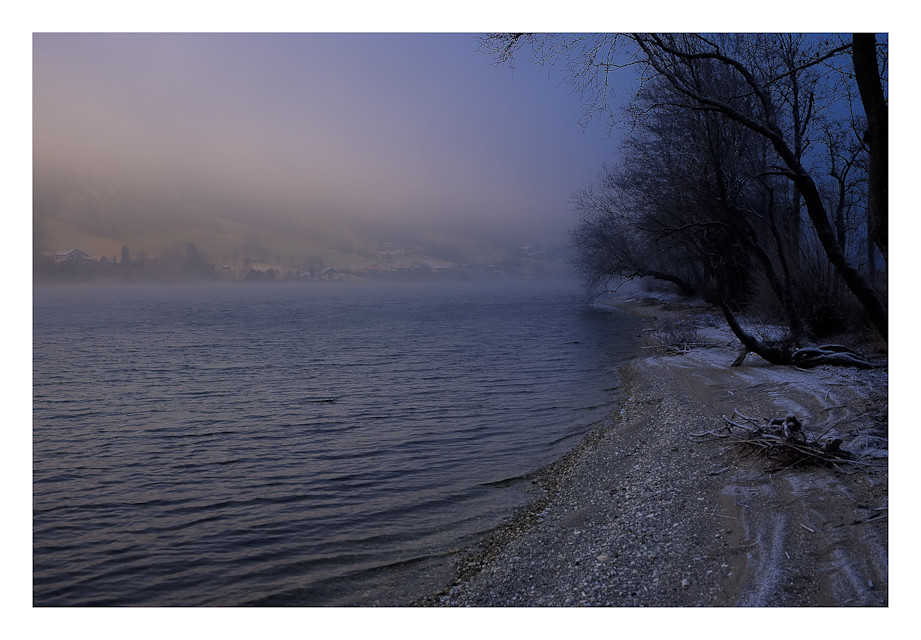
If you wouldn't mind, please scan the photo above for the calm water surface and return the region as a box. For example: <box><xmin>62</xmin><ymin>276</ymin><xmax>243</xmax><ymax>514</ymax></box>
<box><xmin>33</xmin><ymin>280</ymin><xmax>639</xmax><ymax>606</ymax></box>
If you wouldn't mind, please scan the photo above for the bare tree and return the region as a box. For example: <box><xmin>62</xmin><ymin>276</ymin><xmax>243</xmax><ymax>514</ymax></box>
<box><xmin>574</xmin><ymin>70</ymin><xmax>811</xmax><ymax>336</ymax></box>
<box><xmin>569</xmin><ymin>186</ymin><xmax>698</xmax><ymax>297</ymax></box>
<box><xmin>483</xmin><ymin>33</ymin><xmax>887</xmax><ymax>342</ymax></box>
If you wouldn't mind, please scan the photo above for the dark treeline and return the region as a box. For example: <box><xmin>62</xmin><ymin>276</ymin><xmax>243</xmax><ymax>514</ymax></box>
<box><xmin>34</xmin><ymin>244</ymin><xmax>333</xmax><ymax>283</ymax></box>
<box><xmin>35</xmin><ymin>243</ymin><xmax>218</xmax><ymax>283</ymax></box>
<box><xmin>483</xmin><ymin>33</ymin><xmax>887</xmax><ymax>363</ymax></box>
<box><xmin>33</xmin><ymin>242</ymin><xmax>553</xmax><ymax>284</ymax></box>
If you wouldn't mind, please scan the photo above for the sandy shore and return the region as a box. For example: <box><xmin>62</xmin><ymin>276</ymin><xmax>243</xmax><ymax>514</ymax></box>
<box><xmin>419</xmin><ymin>297</ymin><xmax>888</xmax><ymax>607</ymax></box>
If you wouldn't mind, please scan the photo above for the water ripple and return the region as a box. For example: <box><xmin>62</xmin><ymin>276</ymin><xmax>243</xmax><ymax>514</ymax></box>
<box><xmin>33</xmin><ymin>282</ymin><xmax>639</xmax><ymax>605</ymax></box>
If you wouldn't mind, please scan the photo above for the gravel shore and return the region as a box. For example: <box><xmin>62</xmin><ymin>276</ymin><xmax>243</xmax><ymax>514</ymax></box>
<box><xmin>418</xmin><ymin>298</ymin><xmax>888</xmax><ymax>607</ymax></box>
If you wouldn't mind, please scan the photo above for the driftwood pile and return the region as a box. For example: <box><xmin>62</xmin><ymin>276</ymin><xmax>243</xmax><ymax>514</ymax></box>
<box><xmin>690</xmin><ymin>409</ymin><xmax>878</xmax><ymax>474</ymax></box>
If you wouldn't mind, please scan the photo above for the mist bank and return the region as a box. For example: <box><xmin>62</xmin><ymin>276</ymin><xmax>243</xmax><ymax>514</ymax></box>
<box><xmin>35</xmin><ymin>239</ymin><xmax>575</xmax><ymax>286</ymax></box>
<box><xmin>33</xmin><ymin>167</ymin><xmax>575</xmax><ymax>285</ymax></box>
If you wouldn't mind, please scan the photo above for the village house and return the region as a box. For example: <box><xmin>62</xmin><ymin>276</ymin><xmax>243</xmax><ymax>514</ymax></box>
<box><xmin>53</xmin><ymin>249</ymin><xmax>90</xmax><ymax>263</ymax></box>
<box><xmin>320</xmin><ymin>267</ymin><xmax>346</xmax><ymax>281</ymax></box>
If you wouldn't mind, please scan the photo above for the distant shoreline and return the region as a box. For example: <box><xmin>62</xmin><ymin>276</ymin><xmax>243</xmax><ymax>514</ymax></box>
<box><xmin>31</xmin><ymin>268</ymin><xmax>577</xmax><ymax>287</ymax></box>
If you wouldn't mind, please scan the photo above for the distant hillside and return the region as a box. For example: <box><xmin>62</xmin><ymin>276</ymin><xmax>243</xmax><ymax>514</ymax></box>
<box><xmin>33</xmin><ymin>170</ymin><xmax>571</xmax><ymax>280</ymax></box>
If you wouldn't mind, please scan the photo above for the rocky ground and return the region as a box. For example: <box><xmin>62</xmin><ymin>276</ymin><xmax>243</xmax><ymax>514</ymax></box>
<box><xmin>418</xmin><ymin>297</ymin><xmax>889</xmax><ymax>607</ymax></box>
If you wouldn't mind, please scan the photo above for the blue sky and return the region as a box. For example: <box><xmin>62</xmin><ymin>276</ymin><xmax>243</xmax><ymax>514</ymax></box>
<box><xmin>33</xmin><ymin>32</ymin><xmax>624</xmax><ymax>244</ymax></box>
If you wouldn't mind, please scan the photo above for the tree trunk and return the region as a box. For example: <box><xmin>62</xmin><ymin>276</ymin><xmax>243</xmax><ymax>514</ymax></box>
<box><xmin>792</xmin><ymin>169</ymin><xmax>887</xmax><ymax>340</ymax></box>
<box><xmin>852</xmin><ymin>33</ymin><xmax>888</xmax><ymax>263</ymax></box>
<box><xmin>715</xmin><ymin>291</ymin><xmax>790</xmax><ymax>365</ymax></box>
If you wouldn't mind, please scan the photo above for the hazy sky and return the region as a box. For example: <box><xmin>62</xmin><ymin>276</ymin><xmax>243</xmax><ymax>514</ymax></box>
<box><xmin>33</xmin><ymin>32</ymin><xmax>624</xmax><ymax>244</ymax></box>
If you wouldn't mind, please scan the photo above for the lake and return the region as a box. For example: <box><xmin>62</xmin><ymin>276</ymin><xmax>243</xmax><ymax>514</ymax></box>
<box><xmin>33</xmin><ymin>280</ymin><xmax>640</xmax><ymax>606</ymax></box>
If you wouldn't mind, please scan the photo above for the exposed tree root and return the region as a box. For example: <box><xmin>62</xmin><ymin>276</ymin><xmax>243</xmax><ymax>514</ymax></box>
<box><xmin>733</xmin><ymin>344</ymin><xmax>875</xmax><ymax>369</ymax></box>
<box><xmin>718</xmin><ymin>296</ymin><xmax>874</xmax><ymax>369</ymax></box>
<box><xmin>791</xmin><ymin>345</ymin><xmax>875</xmax><ymax>369</ymax></box>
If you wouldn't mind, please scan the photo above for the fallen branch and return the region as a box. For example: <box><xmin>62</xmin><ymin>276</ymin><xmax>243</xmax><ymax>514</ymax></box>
<box><xmin>691</xmin><ymin>411</ymin><xmax>880</xmax><ymax>473</ymax></box>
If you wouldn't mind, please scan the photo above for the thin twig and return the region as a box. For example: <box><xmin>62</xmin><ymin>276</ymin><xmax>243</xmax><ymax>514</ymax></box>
<box><xmin>858</xmin><ymin>513</ymin><xmax>888</xmax><ymax>524</ymax></box>
<box><xmin>703</xmin><ymin>512</ymin><xmax>738</xmax><ymax>521</ymax></box>
<box><xmin>770</xmin><ymin>491</ymin><xmax>821</xmax><ymax>510</ymax></box>
<box><xmin>690</xmin><ymin>429</ymin><xmax>729</xmax><ymax>439</ymax></box>
<box><xmin>772</xmin><ymin>456</ymin><xmax>809</xmax><ymax>476</ymax></box>
<box><xmin>732</xmin><ymin>408</ymin><xmax>761</xmax><ymax>424</ymax></box>
<box><xmin>722</xmin><ymin>416</ymin><xmax>758</xmax><ymax>432</ymax></box>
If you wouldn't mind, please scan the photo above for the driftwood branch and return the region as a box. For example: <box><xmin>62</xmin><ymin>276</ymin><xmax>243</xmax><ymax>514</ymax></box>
<box><xmin>690</xmin><ymin>410</ymin><xmax>881</xmax><ymax>473</ymax></box>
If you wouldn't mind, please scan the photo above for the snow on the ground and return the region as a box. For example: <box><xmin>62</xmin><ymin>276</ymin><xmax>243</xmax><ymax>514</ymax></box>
<box><xmin>609</xmin><ymin>286</ymin><xmax>888</xmax><ymax>462</ymax></box>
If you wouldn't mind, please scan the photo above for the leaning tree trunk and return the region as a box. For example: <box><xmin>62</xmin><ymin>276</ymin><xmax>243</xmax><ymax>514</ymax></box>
<box><xmin>791</xmin><ymin>169</ymin><xmax>888</xmax><ymax>341</ymax></box>
<box><xmin>715</xmin><ymin>273</ymin><xmax>874</xmax><ymax>369</ymax></box>
<box><xmin>715</xmin><ymin>292</ymin><xmax>790</xmax><ymax>365</ymax></box>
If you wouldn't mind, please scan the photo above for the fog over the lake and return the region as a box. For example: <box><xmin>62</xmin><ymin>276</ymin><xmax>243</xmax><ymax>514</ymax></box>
<box><xmin>33</xmin><ymin>33</ymin><xmax>620</xmax><ymax>247</ymax></box>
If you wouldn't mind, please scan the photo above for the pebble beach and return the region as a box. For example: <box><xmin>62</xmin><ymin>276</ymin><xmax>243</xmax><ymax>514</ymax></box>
<box><xmin>418</xmin><ymin>297</ymin><xmax>889</xmax><ymax>607</ymax></box>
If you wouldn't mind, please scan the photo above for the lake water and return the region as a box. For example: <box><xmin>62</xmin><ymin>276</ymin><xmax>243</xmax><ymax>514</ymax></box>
<box><xmin>33</xmin><ymin>280</ymin><xmax>640</xmax><ymax>606</ymax></box>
